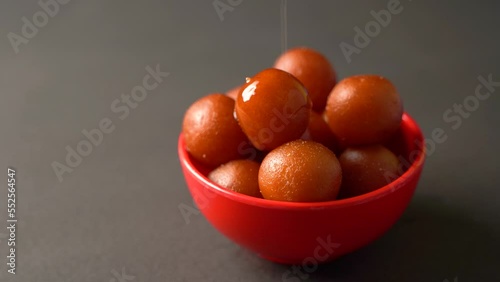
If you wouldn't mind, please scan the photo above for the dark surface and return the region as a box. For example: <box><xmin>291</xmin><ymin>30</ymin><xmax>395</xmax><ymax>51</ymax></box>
<box><xmin>1</xmin><ymin>1</ymin><xmax>499</xmax><ymax>281</ymax></box>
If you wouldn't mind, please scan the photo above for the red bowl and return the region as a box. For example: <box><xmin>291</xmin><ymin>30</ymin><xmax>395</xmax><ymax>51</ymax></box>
<box><xmin>178</xmin><ymin>113</ymin><xmax>425</xmax><ymax>264</ymax></box>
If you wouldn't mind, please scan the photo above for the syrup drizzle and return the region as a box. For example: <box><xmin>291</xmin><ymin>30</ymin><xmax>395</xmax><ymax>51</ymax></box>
<box><xmin>281</xmin><ymin>0</ymin><xmax>288</xmax><ymax>53</ymax></box>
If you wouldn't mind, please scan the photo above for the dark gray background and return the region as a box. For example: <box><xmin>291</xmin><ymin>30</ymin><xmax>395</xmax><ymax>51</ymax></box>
<box><xmin>0</xmin><ymin>0</ymin><xmax>499</xmax><ymax>281</ymax></box>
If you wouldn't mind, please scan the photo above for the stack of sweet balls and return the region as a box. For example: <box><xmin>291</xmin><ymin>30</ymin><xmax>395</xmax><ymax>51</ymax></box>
<box><xmin>182</xmin><ymin>47</ymin><xmax>404</xmax><ymax>202</ymax></box>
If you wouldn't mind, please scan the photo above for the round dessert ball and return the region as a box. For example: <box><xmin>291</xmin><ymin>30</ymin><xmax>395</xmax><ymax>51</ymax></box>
<box><xmin>274</xmin><ymin>47</ymin><xmax>336</xmax><ymax>112</ymax></box>
<box><xmin>259</xmin><ymin>140</ymin><xmax>342</xmax><ymax>202</ymax></box>
<box><xmin>182</xmin><ymin>93</ymin><xmax>249</xmax><ymax>167</ymax></box>
<box><xmin>235</xmin><ymin>68</ymin><xmax>312</xmax><ymax>151</ymax></box>
<box><xmin>226</xmin><ymin>85</ymin><xmax>241</xmax><ymax>100</ymax></box>
<box><xmin>306</xmin><ymin>110</ymin><xmax>338</xmax><ymax>153</ymax></box>
<box><xmin>338</xmin><ymin>145</ymin><xmax>400</xmax><ymax>198</ymax></box>
<box><xmin>208</xmin><ymin>159</ymin><xmax>262</xmax><ymax>198</ymax></box>
<box><xmin>325</xmin><ymin>75</ymin><xmax>403</xmax><ymax>147</ymax></box>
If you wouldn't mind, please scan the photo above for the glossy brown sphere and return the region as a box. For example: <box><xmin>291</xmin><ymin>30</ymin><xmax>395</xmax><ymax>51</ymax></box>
<box><xmin>274</xmin><ymin>47</ymin><xmax>336</xmax><ymax>112</ymax></box>
<box><xmin>338</xmin><ymin>145</ymin><xmax>400</xmax><ymax>198</ymax></box>
<box><xmin>235</xmin><ymin>68</ymin><xmax>312</xmax><ymax>151</ymax></box>
<box><xmin>325</xmin><ymin>75</ymin><xmax>403</xmax><ymax>147</ymax></box>
<box><xmin>259</xmin><ymin>140</ymin><xmax>342</xmax><ymax>202</ymax></box>
<box><xmin>208</xmin><ymin>160</ymin><xmax>262</xmax><ymax>198</ymax></box>
<box><xmin>306</xmin><ymin>110</ymin><xmax>339</xmax><ymax>153</ymax></box>
<box><xmin>182</xmin><ymin>94</ymin><xmax>248</xmax><ymax>167</ymax></box>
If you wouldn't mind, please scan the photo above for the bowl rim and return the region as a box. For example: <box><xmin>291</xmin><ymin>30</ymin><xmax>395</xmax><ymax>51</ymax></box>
<box><xmin>178</xmin><ymin>112</ymin><xmax>425</xmax><ymax>210</ymax></box>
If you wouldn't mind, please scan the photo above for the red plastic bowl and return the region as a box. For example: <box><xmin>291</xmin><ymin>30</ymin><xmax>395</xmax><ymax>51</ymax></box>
<box><xmin>178</xmin><ymin>113</ymin><xmax>425</xmax><ymax>264</ymax></box>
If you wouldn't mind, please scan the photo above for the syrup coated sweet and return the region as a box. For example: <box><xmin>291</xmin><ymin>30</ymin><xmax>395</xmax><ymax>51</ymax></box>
<box><xmin>274</xmin><ymin>47</ymin><xmax>336</xmax><ymax>112</ymax></box>
<box><xmin>338</xmin><ymin>145</ymin><xmax>400</xmax><ymax>198</ymax></box>
<box><xmin>182</xmin><ymin>94</ymin><xmax>248</xmax><ymax>167</ymax></box>
<box><xmin>235</xmin><ymin>68</ymin><xmax>312</xmax><ymax>151</ymax></box>
<box><xmin>306</xmin><ymin>110</ymin><xmax>338</xmax><ymax>153</ymax></box>
<box><xmin>325</xmin><ymin>75</ymin><xmax>403</xmax><ymax>147</ymax></box>
<box><xmin>209</xmin><ymin>159</ymin><xmax>262</xmax><ymax>198</ymax></box>
<box><xmin>259</xmin><ymin>140</ymin><xmax>342</xmax><ymax>202</ymax></box>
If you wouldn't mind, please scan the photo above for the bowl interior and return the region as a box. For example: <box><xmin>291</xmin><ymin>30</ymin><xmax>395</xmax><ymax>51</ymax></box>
<box><xmin>178</xmin><ymin>112</ymin><xmax>425</xmax><ymax>209</ymax></box>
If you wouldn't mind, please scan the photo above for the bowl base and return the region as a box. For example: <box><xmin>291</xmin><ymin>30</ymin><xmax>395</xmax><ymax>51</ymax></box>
<box><xmin>258</xmin><ymin>254</ymin><xmax>337</xmax><ymax>265</ymax></box>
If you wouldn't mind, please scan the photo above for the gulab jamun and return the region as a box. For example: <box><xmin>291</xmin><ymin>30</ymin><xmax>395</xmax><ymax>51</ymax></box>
<box><xmin>259</xmin><ymin>140</ymin><xmax>342</xmax><ymax>202</ymax></box>
<box><xmin>338</xmin><ymin>145</ymin><xmax>400</xmax><ymax>198</ymax></box>
<box><xmin>208</xmin><ymin>159</ymin><xmax>262</xmax><ymax>198</ymax></box>
<box><xmin>235</xmin><ymin>68</ymin><xmax>312</xmax><ymax>151</ymax></box>
<box><xmin>306</xmin><ymin>110</ymin><xmax>338</xmax><ymax>153</ymax></box>
<box><xmin>274</xmin><ymin>47</ymin><xmax>336</xmax><ymax>112</ymax></box>
<box><xmin>325</xmin><ymin>75</ymin><xmax>403</xmax><ymax>147</ymax></box>
<box><xmin>182</xmin><ymin>94</ymin><xmax>249</xmax><ymax>167</ymax></box>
